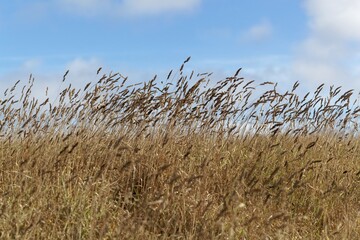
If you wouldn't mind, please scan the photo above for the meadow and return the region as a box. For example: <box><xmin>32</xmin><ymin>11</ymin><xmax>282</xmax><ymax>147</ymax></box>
<box><xmin>0</xmin><ymin>59</ymin><xmax>359</xmax><ymax>239</ymax></box>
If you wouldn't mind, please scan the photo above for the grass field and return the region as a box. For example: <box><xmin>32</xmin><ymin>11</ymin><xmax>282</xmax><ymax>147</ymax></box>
<box><xmin>0</xmin><ymin>60</ymin><xmax>359</xmax><ymax>239</ymax></box>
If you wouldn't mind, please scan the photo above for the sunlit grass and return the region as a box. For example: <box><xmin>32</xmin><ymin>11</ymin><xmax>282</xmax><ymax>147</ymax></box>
<box><xmin>0</xmin><ymin>59</ymin><xmax>359</xmax><ymax>239</ymax></box>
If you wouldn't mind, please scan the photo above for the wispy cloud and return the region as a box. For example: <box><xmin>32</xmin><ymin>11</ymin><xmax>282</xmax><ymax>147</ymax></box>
<box><xmin>120</xmin><ymin>0</ymin><xmax>201</xmax><ymax>16</ymax></box>
<box><xmin>14</xmin><ymin>2</ymin><xmax>50</xmax><ymax>23</ymax></box>
<box><xmin>56</xmin><ymin>0</ymin><xmax>112</xmax><ymax>16</ymax></box>
<box><xmin>241</xmin><ymin>20</ymin><xmax>272</xmax><ymax>42</ymax></box>
<box><xmin>56</xmin><ymin>0</ymin><xmax>201</xmax><ymax>17</ymax></box>
<box><xmin>0</xmin><ymin>57</ymin><xmax>104</xmax><ymax>101</ymax></box>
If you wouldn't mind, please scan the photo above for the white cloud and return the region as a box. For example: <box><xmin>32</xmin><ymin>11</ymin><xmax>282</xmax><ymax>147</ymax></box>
<box><xmin>304</xmin><ymin>0</ymin><xmax>360</xmax><ymax>41</ymax></box>
<box><xmin>293</xmin><ymin>0</ymin><xmax>360</xmax><ymax>90</ymax></box>
<box><xmin>22</xmin><ymin>59</ymin><xmax>43</xmax><ymax>71</ymax></box>
<box><xmin>298</xmin><ymin>37</ymin><xmax>348</xmax><ymax>60</ymax></box>
<box><xmin>293</xmin><ymin>59</ymin><xmax>344</xmax><ymax>87</ymax></box>
<box><xmin>61</xmin><ymin>57</ymin><xmax>107</xmax><ymax>93</ymax></box>
<box><xmin>241</xmin><ymin>20</ymin><xmax>272</xmax><ymax>42</ymax></box>
<box><xmin>66</xmin><ymin>58</ymin><xmax>102</xmax><ymax>79</ymax></box>
<box><xmin>56</xmin><ymin>0</ymin><xmax>201</xmax><ymax>17</ymax></box>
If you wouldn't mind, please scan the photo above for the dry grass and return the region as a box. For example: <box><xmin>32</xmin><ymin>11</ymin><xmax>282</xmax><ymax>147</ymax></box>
<box><xmin>0</xmin><ymin>59</ymin><xmax>359</xmax><ymax>239</ymax></box>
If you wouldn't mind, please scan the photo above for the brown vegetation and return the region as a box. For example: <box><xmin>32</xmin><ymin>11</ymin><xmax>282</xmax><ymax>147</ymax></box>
<box><xmin>0</xmin><ymin>59</ymin><xmax>359</xmax><ymax>239</ymax></box>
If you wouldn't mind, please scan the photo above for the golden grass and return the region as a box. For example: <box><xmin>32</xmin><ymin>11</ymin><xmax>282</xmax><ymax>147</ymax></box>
<box><xmin>0</xmin><ymin>59</ymin><xmax>359</xmax><ymax>239</ymax></box>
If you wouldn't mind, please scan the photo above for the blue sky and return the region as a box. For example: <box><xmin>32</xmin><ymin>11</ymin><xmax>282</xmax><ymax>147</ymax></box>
<box><xmin>1</xmin><ymin>0</ymin><xmax>360</xmax><ymax>96</ymax></box>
